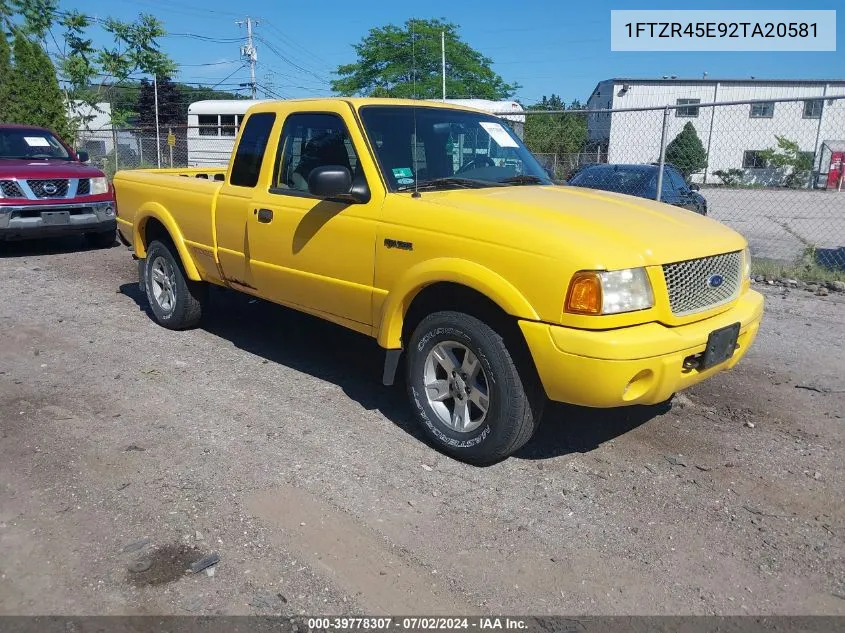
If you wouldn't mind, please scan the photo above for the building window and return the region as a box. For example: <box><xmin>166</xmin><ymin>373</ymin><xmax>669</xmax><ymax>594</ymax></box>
<box><xmin>198</xmin><ymin>114</ymin><xmax>218</xmax><ymax>136</ymax></box>
<box><xmin>676</xmin><ymin>98</ymin><xmax>700</xmax><ymax>118</ymax></box>
<box><xmin>743</xmin><ymin>150</ymin><xmax>768</xmax><ymax>169</ymax></box>
<box><xmin>803</xmin><ymin>100</ymin><xmax>823</xmax><ymax>119</ymax></box>
<box><xmin>750</xmin><ymin>102</ymin><xmax>774</xmax><ymax>118</ymax></box>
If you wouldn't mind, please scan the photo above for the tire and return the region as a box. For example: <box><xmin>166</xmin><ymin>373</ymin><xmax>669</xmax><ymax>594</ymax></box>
<box><xmin>406</xmin><ymin>311</ymin><xmax>543</xmax><ymax>465</ymax></box>
<box><xmin>85</xmin><ymin>229</ymin><xmax>116</xmax><ymax>248</ymax></box>
<box><xmin>143</xmin><ymin>239</ymin><xmax>207</xmax><ymax>330</ymax></box>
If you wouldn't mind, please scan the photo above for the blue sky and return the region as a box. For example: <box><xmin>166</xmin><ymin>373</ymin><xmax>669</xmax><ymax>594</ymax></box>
<box><xmin>59</xmin><ymin>0</ymin><xmax>844</xmax><ymax>104</ymax></box>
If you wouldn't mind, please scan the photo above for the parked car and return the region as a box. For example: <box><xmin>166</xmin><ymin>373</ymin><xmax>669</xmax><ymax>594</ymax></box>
<box><xmin>0</xmin><ymin>124</ymin><xmax>116</xmax><ymax>246</ymax></box>
<box><xmin>567</xmin><ymin>163</ymin><xmax>708</xmax><ymax>215</ymax></box>
<box><xmin>113</xmin><ymin>98</ymin><xmax>762</xmax><ymax>464</ymax></box>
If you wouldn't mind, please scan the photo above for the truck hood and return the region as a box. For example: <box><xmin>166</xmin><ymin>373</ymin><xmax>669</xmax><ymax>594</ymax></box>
<box><xmin>0</xmin><ymin>158</ymin><xmax>106</xmax><ymax>179</ymax></box>
<box><xmin>420</xmin><ymin>185</ymin><xmax>746</xmax><ymax>268</ymax></box>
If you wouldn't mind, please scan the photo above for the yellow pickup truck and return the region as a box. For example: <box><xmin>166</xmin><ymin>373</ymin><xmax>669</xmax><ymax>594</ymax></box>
<box><xmin>114</xmin><ymin>98</ymin><xmax>763</xmax><ymax>464</ymax></box>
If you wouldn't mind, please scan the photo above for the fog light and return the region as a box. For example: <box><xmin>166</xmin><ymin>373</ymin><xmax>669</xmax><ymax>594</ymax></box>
<box><xmin>623</xmin><ymin>369</ymin><xmax>654</xmax><ymax>402</ymax></box>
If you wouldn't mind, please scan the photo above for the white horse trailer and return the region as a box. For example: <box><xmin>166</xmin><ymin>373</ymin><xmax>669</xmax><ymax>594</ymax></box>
<box><xmin>186</xmin><ymin>100</ymin><xmax>269</xmax><ymax>166</ymax></box>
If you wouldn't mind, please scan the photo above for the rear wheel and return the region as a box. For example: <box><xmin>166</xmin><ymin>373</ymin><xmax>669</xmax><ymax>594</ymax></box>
<box><xmin>143</xmin><ymin>239</ymin><xmax>207</xmax><ymax>330</ymax></box>
<box><xmin>406</xmin><ymin>311</ymin><xmax>542</xmax><ymax>465</ymax></box>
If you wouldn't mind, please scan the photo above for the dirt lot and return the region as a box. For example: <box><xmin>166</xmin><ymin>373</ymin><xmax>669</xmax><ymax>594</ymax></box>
<box><xmin>0</xmin><ymin>237</ymin><xmax>843</xmax><ymax>616</ymax></box>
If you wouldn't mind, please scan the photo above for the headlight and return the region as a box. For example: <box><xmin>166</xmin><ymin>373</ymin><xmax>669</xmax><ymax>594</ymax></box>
<box><xmin>89</xmin><ymin>177</ymin><xmax>108</xmax><ymax>195</ymax></box>
<box><xmin>565</xmin><ymin>268</ymin><xmax>654</xmax><ymax>315</ymax></box>
<box><xmin>743</xmin><ymin>247</ymin><xmax>751</xmax><ymax>278</ymax></box>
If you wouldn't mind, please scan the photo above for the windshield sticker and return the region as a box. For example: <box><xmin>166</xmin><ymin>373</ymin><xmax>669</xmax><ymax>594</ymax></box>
<box><xmin>392</xmin><ymin>167</ymin><xmax>413</xmax><ymax>178</ymax></box>
<box><xmin>479</xmin><ymin>122</ymin><xmax>518</xmax><ymax>148</ymax></box>
<box><xmin>397</xmin><ymin>177</ymin><xmax>414</xmax><ymax>185</ymax></box>
<box><xmin>23</xmin><ymin>136</ymin><xmax>51</xmax><ymax>147</ymax></box>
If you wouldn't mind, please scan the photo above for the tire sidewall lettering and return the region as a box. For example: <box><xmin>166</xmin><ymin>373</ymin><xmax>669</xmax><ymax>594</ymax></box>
<box><xmin>411</xmin><ymin>324</ymin><xmax>497</xmax><ymax>449</ymax></box>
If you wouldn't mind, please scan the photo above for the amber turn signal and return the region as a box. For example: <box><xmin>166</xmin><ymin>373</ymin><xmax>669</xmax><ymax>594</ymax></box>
<box><xmin>565</xmin><ymin>272</ymin><xmax>602</xmax><ymax>315</ymax></box>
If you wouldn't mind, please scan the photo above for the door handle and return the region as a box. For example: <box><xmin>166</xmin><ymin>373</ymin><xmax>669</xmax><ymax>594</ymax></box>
<box><xmin>256</xmin><ymin>208</ymin><xmax>273</xmax><ymax>223</ymax></box>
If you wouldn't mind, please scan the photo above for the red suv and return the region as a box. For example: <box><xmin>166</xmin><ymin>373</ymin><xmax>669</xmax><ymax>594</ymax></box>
<box><xmin>0</xmin><ymin>124</ymin><xmax>116</xmax><ymax>246</ymax></box>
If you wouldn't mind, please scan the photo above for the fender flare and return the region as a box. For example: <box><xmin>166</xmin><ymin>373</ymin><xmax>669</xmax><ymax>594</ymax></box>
<box><xmin>376</xmin><ymin>258</ymin><xmax>539</xmax><ymax>349</ymax></box>
<box><xmin>133</xmin><ymin>203</ymin><xmax>201</xmax><ymax>281</ymax></box>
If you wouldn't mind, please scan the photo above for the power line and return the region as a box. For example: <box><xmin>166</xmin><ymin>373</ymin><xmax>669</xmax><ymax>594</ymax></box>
<box><xmin>254</xmin><ymin>35</ymin><xmax>330</xmax><ymax>85</ymax></box>
<box><xmin>260</xmin><ymin>19</ymin><xmax>334</xmax><ymax>71</ymax></box>
<box><xmin>210</xmin><ymin>64</ymin><xmax>248</xmax><ymax>90</ymax></box>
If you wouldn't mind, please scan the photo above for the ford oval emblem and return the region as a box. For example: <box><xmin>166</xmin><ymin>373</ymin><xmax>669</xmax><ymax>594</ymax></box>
<box><xmin>707</xmin><ymin>274</ymin><xmax>724</xmax><ymax>288</ymax></box>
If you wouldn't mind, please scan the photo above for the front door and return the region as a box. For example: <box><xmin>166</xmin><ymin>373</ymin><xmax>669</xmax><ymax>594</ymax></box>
<box><xmin>246</xmin><ymin>107</ymin><xmax>383</xmax><ymax>329</ymax></box>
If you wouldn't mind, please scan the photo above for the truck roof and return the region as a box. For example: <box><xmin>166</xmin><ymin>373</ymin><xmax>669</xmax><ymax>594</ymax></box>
<box><xmin>241</xmin><ymin>97</ymin><xmax>507</xmax><ymax>116</ymax></box>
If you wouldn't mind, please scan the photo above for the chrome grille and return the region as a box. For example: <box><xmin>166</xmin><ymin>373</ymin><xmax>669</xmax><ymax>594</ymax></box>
<box><xmin>0</xmin><ymin>180</ymin><xmax>24</xmax><ymax>198</ymax></box>
<box><xmin>76</xmin><ymin>178</ymin><xmax>90</xmax><ymax>195</ymax></box>
<box><xmin>663</xmin><ymin>251</ymin><xmax>743</xmax><ymax>316</ymax></box>
<box><xmin>27</xmin><ymin>179</ymin><xmax>69</xmax><ymax>198</ymax></box>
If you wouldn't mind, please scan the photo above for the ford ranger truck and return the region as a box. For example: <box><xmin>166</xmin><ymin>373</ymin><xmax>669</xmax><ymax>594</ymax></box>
<box><xmin>0</xmin><ymin>124</ymin><xmax>116</xmax><ymax>246</ymax></box>
<box><xmin>113</xmin><ymin>99</ymin><xmax>764</xmax><ymax>465</ymax></box>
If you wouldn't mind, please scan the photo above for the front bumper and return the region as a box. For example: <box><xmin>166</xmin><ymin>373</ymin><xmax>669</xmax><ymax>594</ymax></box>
<box><xmin>520</xmin><ymin>289</ymin><xmax>764</xmax><ymax>408</ymax></box>
<box><xmin>0</xmin><ymin>201</ymin><xmax>116</xmax><ymax>240</ymax></box>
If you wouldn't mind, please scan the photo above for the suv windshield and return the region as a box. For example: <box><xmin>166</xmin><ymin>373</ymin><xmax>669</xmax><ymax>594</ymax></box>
<box><xmin>0</xmin><ymin>128</ymin><xmax>71</xmax><ymax>160</ymax></box>
<box><xmin>359</xmin><ymin>105</ymin><xmax>552</xmax><ymax>191</ymax></box>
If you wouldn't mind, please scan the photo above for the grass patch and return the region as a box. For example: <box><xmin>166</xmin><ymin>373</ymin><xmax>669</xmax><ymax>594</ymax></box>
<box><xmin>752</xmin><ymin>247</ymin><xmax>845</xmax><ymax>283</ymax></box>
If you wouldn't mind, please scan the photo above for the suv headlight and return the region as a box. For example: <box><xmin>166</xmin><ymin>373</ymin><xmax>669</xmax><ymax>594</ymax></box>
<box><xmin>743</xmin><ymin>247</ymin><xmax>751</xmax><ymax>279</ymax></box>
<box><xmin>89</xmin><ymin>177</ymin><xmax>108</xmax><ymax>195</ymax></box>
<box><xmin>566</xmin><ymin>268</ymin><xmax>654</xmax><ymax>315</ymax></box>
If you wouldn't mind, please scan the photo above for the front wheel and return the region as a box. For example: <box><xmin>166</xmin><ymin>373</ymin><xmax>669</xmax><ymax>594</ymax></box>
<box><xmin>143</xmin><ymin>239</ymin><xmax>207</xmax><ymax>330</ymax></box>
<box><xmin>406</xmin><ymin>311</ymin><xmax>543</xmax><ymax>465</ymax></box>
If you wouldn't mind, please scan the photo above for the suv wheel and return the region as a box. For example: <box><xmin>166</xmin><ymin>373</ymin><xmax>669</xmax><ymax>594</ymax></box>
<box><xmin>406</xmin><ymin>311</ymin><xmax>543</xmax><ymax>465</ymax></box>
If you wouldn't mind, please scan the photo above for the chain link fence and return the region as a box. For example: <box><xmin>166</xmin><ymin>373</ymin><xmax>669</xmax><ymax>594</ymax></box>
<box><xmin>75</xmin><ymin>94</ymin><xmax>845</xmax><ymax>270</ymax></box>
<box><xmin>513</xmin><ymin>95</ymin><xmax>845</xmax><ymax>271</ymax></box>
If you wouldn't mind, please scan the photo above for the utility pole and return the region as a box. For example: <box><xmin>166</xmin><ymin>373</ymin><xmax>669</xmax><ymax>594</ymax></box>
<box><xmin>441</xmin><ymin>30</ymin><xmax>446</xmax><ymax>101</ymax></box>
<box><xmin>237</xmin><ymin>16</ymin><xmax>259</xmax><ymax>99</ymax></box>
<box><xmin>153</xmin><ymin>75</ymin><xmax>161</xmax><ymax>168</ymax></box>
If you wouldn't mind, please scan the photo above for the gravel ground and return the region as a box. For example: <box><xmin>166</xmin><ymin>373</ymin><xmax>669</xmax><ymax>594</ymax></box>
<box><xmin>0</xmin><ymin>237</ymin><xmax>843</xmax><ymax>616</ymax></box>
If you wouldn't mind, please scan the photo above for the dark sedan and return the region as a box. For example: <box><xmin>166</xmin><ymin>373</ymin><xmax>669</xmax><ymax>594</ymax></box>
<box><xmin>566</xmin><ymin>163</ymin><xmax>707</xmax><ymax>215</ymax></box>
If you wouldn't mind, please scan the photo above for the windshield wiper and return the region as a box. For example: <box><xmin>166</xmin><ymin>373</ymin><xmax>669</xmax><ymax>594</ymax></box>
<box><xmin>498</xmin><ymin>175</ymin><xmax>548</xmax><ymax>185</ymax></box>
<box><xmin>396</xmin><ymin>177</ymin><xmax>504</xmax><ymax>192</ymax></box>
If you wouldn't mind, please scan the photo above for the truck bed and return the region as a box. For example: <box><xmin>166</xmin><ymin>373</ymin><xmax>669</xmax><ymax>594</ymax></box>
<box><xmin>114</xmin><ymin>167</ymin><xmax>226</xmax><ymax>255</ymax></box>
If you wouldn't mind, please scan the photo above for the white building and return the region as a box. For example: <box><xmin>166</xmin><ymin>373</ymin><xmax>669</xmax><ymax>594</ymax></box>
<box><xmin>586</xmin><ymin>78</ymin><xmax>845</xmax><ymax>185</ymax></box>
<box><xmin>68</xmin><ymin>101</ymin><xmax>136</xmax><ymax>161</ymax></box>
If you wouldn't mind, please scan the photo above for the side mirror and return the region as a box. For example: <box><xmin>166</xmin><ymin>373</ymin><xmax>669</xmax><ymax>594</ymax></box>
<box><xmin>308</xmin><ymin>165</ymin><xmax>360</xmax><ymax>202</ymax></box>
<box><xmin>689</xmin><ymin>182</ymin><xmax>700</xmax><ymax>191</ymax></box>
<box><xmin>77</xmin><ymin>150</ymin><xmax>89</xmax><ymax>163</ymax></box>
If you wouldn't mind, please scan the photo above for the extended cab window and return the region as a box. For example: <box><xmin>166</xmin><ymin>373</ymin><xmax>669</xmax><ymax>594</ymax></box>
<box><xmin>229</xmin><ymin>112</ymin><xmax>276</xmax><ymax>188</ymax></box>
<box><xmin>273</xmin><ymin>113</ymin><xmax>359</xmax><ymax>193</ymax></box>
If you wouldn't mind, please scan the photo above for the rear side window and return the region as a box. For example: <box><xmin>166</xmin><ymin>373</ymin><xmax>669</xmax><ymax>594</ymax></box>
<box><xmin>230</xmin><ymin>112</ymin><xmax>276</xmax><ymax>188</ymax></box>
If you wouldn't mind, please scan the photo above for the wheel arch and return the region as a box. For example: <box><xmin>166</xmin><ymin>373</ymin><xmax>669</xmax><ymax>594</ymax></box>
<box><xmin>376</xmin><ymin>258</ymin><xmax>539</xmax><ymax>351</ymax></box>
<box><xmin>133</xmin><ymin>204</ymin><xmax>201</xmax><ymax>281</ymax></box>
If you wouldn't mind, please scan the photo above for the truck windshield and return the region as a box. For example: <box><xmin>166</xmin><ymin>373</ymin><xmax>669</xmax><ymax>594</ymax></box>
<box><xmin>359</xmin><ymin>106</ymin><xmax>552</xmax><ymax>191</ymax></box>
<box><xmin>0</xmin><ymin>128</ymin><xmax>71</xmax><ymax>160</ymax></box>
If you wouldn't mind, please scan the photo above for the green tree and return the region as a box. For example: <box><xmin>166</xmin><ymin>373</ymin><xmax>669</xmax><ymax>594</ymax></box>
<box><xmin>665</xmin><ymin>122</ymin><xmax>707</xmax><ymax>178</ymax></box>
<box><xmin>0</xmin><ymin>26</ymin><xmax>10</xmax><ymax>122</ymax></box>
<box><xmin>761</xmin><ymin>136</ymin><xmax>814</xmax><ymax>188</ymax></box>
<box><xmin>332</xmin><ymin>18</ymin><xmax>518</xmax><ymax>99</ymax></box>
<box><xmin>4</xmin><ymin>31</ymin><xmax>71</xmax><ymax>138</ymax></box>
<box><xmin>523</xmin><ymin>95</ymin><xmax>587</xmax><ymax>178</ymax></box>
<box><xmin>57</xmin><ymin>8</ymin><xmax>174</xmax><ymax>132</ymax></box>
